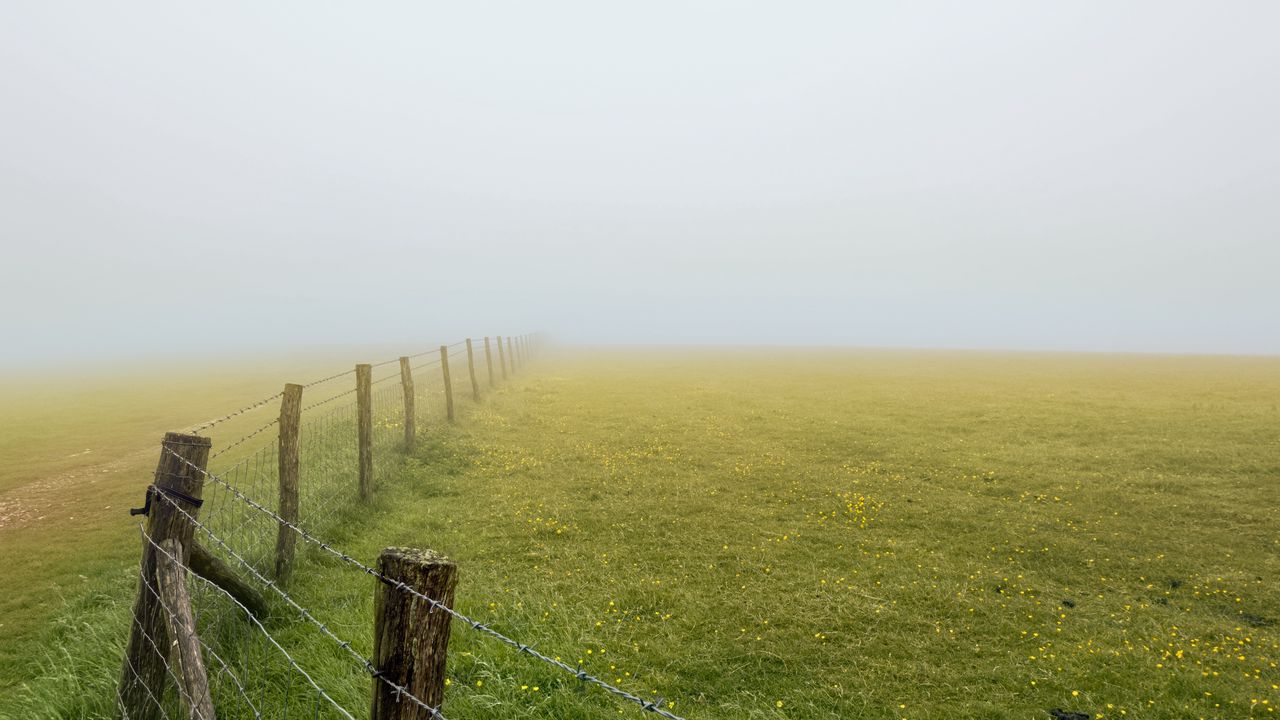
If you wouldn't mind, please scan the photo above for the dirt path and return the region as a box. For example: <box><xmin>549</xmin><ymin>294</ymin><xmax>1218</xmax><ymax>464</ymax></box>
<box><xmin>0</xmin><ymin>446</ymin><xmax>154</xmax><ymax>532</ymax></box>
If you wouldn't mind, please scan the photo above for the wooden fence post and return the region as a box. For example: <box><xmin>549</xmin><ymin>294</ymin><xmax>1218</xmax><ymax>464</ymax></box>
<box><xmin>155</xmin><ymin>538</ymin><xmax>215</xmax><ymax>720</ymax></box>
<box><xmin>465</xmin><ymin>339</ymin><xmax>480</xmax><ymax>402</ymax></box>
<box><xmin>483</xmin><ymin>336</ymin><xmax>495</xmax><ymax>387</ymax></box>
<box><xmin>119</xmin><ymin>432</ymin><xmax>212</xmax><ymax>720</ymax></box>
<box><xmin>496</xmin><ymin>335</ymin><xmax>508</xmax><ymax>380</ymax></box>
<box><xmin>439</xmin><ymin>346</ymin><xmax>455</xmax><ymax>422</ymax></box>
<box><xmin>371</xmin><ymin>548</ymin><xmax>458</xmax><ymax>720</ymax></box>
<box><xmin>275</xmin><ymin>382</ymin><xmax>303</xmax><ymax>584</ymax></box>
<box><xmin>507</xmin><ymin>336</ymin><xmax>516</xmax><ymax>374</ymax></box>
<box><xmin>400</xmin><ymin>357</ymin><xmax>416</xmax><ymax>452</ymax></box>
<box><xmin>357</xmin><ymin>363</ymin><xmax>373</xmax><ymax>501</ymax></box>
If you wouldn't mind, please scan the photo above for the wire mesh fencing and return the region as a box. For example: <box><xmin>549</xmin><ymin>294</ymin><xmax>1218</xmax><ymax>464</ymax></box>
<box><xmin>112</xmin><ymin>333</ymin><xmax>687</xmax><ymax>720</ymax></box>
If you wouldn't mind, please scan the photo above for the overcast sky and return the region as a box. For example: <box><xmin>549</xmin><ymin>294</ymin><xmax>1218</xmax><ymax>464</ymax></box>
<box><xmin>2</xmin><ymin>1</ymin><xmax>1277</xmax><ymax>367</ymax></box>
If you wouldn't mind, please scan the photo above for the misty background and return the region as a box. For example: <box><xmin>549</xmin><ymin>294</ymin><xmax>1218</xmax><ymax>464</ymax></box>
<box><xmin>2</xmin><ymin>2</ymin><xmax>1278</xmax><ymax>368</ymax></box>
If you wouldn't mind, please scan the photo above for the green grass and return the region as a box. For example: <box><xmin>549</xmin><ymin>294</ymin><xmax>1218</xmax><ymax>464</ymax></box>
<box><xmin>3</xmin><ymin>348</ymin><xmax>1279</xmax><ymax>719</ymax></box>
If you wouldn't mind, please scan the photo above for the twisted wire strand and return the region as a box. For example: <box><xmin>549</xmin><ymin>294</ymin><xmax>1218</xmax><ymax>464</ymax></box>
<box><xmin>209</xmin><ymin>420</ymin><xmax>279</xmax><ymax>461</ymax></box>
<box><xmin>193</xmin><ymin>335</ymin><xmax>518</xmax><ymax>434</ymax></box>
<box><xmin>163</xmin><ymin>447</ymin><xmax>688</xmax><ymax>720</ymax></box>
<box><xmin>190</xmin><ymin>392</ymin><xmax>284</xmax><ymax>434</ymax></box>
<box><xmin>196</xmin><ymin>635</ymin><xmax>262</xmax><ymax>719</ymax></box>
<box><xmin>371</xmin><ymin>370</ymin><xmax>404</xmax><ymax>387</ymax></box>
<box><xmin>302</xmin><ymin>369</ymin><xmax>355</xmax><ymax>389</ymax></box>
<box><xmin>139</xmin><ymin>525</ymin><xmax>361</xmax><ymax>720</ymax></box>
<box><xmin>300</xmin><ymin>387</ymin><xmax>357</xmax><ymax>414</ymax></box>
<box><xmin>118</xmin><ymin>631</ymin><xmax>176</xmax><ymax>720</ymax></box>
<box><xmin>127</xmin><ymin>557</ymin><xmax>203</xmax><ymax>718</ymax></box>
<box><xmin>149</xmin><ymin>494</ymin><xmax>447</xmax><ymax>720</ymax></box>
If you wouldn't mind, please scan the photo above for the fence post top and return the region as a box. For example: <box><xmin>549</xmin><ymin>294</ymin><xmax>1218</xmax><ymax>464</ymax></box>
<box><xmin>163</xmin><ymin>432</ymin><xmax>212</xmax><ymax>448</ymax></box>
<box><xmin>379</xmin><ymin>546</ymin><xmax>454</xmax><ymax>567</ymax></box>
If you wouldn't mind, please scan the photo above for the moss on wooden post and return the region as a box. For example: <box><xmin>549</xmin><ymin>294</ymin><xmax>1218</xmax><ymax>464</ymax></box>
<box><xmin>371</xmin><ymin>547</ymin><xmax>458</xmax><ymax>720</ymax></box>
<box><xmin>118</xmin><ymin>432</ymin><xmax>211</xmax><ymax>720</ymax></box>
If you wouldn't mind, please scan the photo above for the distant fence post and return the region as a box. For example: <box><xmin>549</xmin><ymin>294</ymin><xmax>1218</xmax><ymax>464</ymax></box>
<box><xmin>496</xmin><ymin>335</ymin><xmax>508</xmax><ymax>380</ymax></box>
<box><xmin>507</xmin><ymin>336</ymin><xmax>516</xmax><ymax>374</ymax></box>
<box><xmin>118</xmin><ymin>431</ymin><xmax>212</xmax><ymax>720</ymax></box>
<box><xmin>400</xmin><ymin>357</ymin><xmax>416</xmax><ymax>452</ymax></box>
<box><xmin>357</xmin><ymin>363</ymin><xmax>373</xmax><ymax>501</ymax></box>
<box><xmin>275</xmin><ymin>382</ymin><xmax>303</xmax><ymax>583</ymax></box>
<box><xmin>371</xmin><ymin>547</ymin><xmax>458</xmax><ymax>720</ymax></box>
<box><xmin>439</xmin><ymin>346</ymin><xmax>455</xmax><ymax>422</ymax></box>
<box><xmin>155</xmin><ymin>537</ymin><xmax>215</xmax><ymax>720</ymax></box>
<box><xmin>483</xmin><ymin>336</ymin><xmax>495</xmax><ymax>387</ymax></box>
<box><xmin>465</xmin><ymin>339</ymin><xmax>481</xmax><ymax>402</ymax></box>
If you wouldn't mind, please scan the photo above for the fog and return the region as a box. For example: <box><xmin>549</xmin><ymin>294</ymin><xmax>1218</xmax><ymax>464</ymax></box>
<box><xmin>2</xmin><ymin>2</ymin><xmax>1278</xmax><ymax>367</ymax></box>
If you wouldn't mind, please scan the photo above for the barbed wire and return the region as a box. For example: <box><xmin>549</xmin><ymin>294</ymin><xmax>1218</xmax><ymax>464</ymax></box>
<box><xmin>140</xmin><ymin>525</ymin><xmax>361</xmax><ymax>720</ymax></box>
<box><xmin>189</xmin><ymin>392</ymin><xmax>284</xmax><ymax>434</ymax></box>
<box><xmin>300</xmin><ymin>387</ymin><xmax>358</xmax><ymax>414</ymax></box>
<box><xmin>371</xmin><ymin>370</ymin><xmax>404</xmax><ymax>386</ymax></box>
<box><xmin>208</xmin><ymin>419</ymin><xmax>279</xmax><ymax>461</ymax></box>
<box><xmin>161</xmin><ymin>447</ymin><xmax>687</xmax><ymax>720</ymax></box>
<box><xmin>301</xmin><ymin>368</ymin><xmax>355</xmax><ymax>389</ymax></box>
<box><xmin>149</xmin><ymin>494</ymin><xmax>448</xmax><ymax>720</ymax></box>
<box><xmin>127</xmin><ymin>557</ymin><xmax>205</xmax><ymax>718</ymax></box>
<box><xmin>196</xmin><ymin>635</ymin><xmax>262</xmax><ymax>719</ymax></box>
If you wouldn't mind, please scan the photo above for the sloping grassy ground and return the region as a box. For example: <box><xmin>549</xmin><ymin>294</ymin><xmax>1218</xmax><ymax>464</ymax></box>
<box><xmin>4</xmin><ymin>348</ymin><xmax>1279</xmax><ymax>719</ymax></box>
<box><xmin>0</xmin><ymin>348</ymin><xmax>446</xmax><ymax>699</ymax></box>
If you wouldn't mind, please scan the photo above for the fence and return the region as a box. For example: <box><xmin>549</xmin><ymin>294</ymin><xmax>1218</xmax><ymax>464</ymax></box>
<box><xmin>115</xmin><ymin>332</ymin><xmax>687</xmax><ymax>720</ymax></box>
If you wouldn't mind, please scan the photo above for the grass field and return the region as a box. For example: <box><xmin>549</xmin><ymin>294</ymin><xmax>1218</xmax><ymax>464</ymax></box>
<box><xmin>2</xmin><ymin>348</ymin><xmax>1278</xmax><ymax>719</ymax></box>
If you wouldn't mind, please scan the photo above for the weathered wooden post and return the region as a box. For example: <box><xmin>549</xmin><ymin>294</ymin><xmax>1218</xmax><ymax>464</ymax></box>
<box><xmin>465</xmin><ymin>339</ymin><xmax>481</xmax><ymax>402</ymax></box>
<box><xmin>155</xmin><ymin>538</ymin><xmax>215</xmax><ymax>720</ymax></box>
<box><xmin>439</xmin><ymin>346</ymin><xmax>455</xmax><ymax>422</ymax></box>
<box><xmin>400</xmin><ymin>357</ymin><xmax>416</xmax><ymax>452</ymax></box>
<box><xmin>507</xmin><ymin>336</ymin><xmax>516</xmax><ymax>374</ymax></box>
<box><xmin>357</xmin><ymin>363</ymin><xmax>373</xmax><ymax>501</ymax></box>
<box><xmin>190</xmin><ymin>544</ymin><xmax>267</xmax><ymax>618</ymax></box>
<box><xmin>496</xmin><ymin>335</ymin><xmax>508</xmax><ymax>380</ymax></box>
<box><xmin>371</xmin><ymin>548</ymin><xmax>458</xmax><ymax>720</ymax></box>
<box><xmin>483</xmin><ymin>336</ymin><xmax>495</xmax><ymax>387</ymax></box>
<box><xmin>119</xmin><ymin>431</ymin><xmax>212</xmax><ymax>720</ymax></box>
<box><xmin>275</xmin><ymin>382</ymin><xmax>303</xmax><ymax>583</ymax></box>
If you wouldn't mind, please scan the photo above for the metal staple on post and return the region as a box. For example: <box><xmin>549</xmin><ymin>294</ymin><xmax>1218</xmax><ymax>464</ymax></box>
<box><xmin>118</xmin><ymin>432</ymin><xmax>212</xmax><ymax>720</ymax></box>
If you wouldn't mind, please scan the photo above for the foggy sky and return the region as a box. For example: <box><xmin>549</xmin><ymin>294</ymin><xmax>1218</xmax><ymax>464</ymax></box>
<box><xmin>2</xmin><ymin>1</ymin><xmax>1278</xmax><ymax>367</ymax></box>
